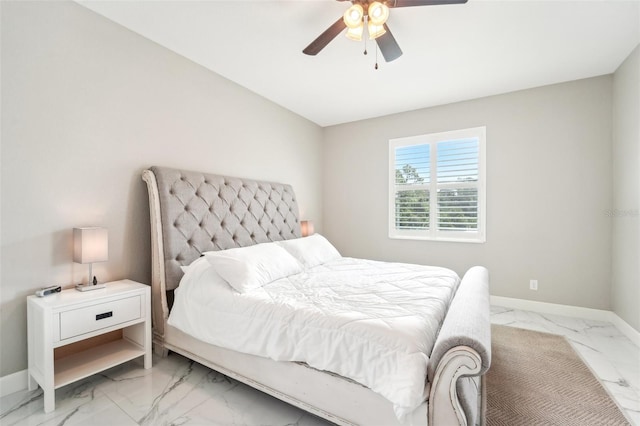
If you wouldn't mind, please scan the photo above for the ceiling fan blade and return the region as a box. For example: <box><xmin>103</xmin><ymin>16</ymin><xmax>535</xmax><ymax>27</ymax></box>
<box><xmin>376</xmin><ymin>24</ymin><xmax>403</xmax><ymax>62</ymax></box>
<box><xmin>390</xmin><ymin>0</ymin><xmax>467</xmax><ymax>7</ymax></box>
<box><xmin>303</xmin><ymin>17</ymin><xmax>347</xmax><ymax>56</ymax></box>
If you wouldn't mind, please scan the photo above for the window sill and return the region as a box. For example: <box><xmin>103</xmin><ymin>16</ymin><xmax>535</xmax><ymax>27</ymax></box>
<box><xmin>389</xmin><ymin>234</ymin><xmax>486</xmax><ymax>244</ymax></box>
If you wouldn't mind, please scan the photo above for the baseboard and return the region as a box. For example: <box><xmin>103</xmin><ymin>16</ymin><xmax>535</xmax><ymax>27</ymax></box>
<box><xmin>491</xmin><ymin>296</ymin><xmax>640</xmax><ymax>348</ymax></box>
<box><xmin>0</xmin><ymin>369</ymin><xmax>28</xmax><ymax>398</ymax></box>
<box><xmin>608</xmin><ymin>314</ymin><xmax>640</xmax><ymax>348</ymax></box>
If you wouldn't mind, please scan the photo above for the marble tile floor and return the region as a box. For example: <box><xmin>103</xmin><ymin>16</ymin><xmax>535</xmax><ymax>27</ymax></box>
<box><xmin>2</xmin><ymin>307</ymin><xmax>638</xmax><ymax>426</ymax></box>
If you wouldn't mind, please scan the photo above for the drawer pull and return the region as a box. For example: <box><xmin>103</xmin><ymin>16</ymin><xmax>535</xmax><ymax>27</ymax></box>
<box><xmin>96</xmin><ymin>311</ymin><xmax>113</xmax><ymax>321</ymax></box>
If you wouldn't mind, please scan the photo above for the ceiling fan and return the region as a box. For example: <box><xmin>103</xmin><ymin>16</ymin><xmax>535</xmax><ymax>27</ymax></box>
<box><xmin>303</xmin><ymin>0</ymin><xmax>468</xmax><ymax>63</ymax></box>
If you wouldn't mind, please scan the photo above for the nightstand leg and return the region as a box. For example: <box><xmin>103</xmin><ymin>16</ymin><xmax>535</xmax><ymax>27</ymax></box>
<box><xmin>143</xmin><ymin>326</ymin><xmax>152</xmax><ymax>369</ymax></box>
<box><xmin>143</xmin><ymin>302</ymin><xmax>152</xmax><ymax>369</ymax></box>
<box><xmin>43</xmin><ymin>387</ymin><xmax>55</xmax><ymax>413</ymax></box>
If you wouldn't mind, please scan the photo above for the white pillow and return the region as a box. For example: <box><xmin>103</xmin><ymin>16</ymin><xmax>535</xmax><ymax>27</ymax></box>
<box><xmin>276</xmin><ymin>234</ymin><xmax>341</xmax><ymax>268</ymax></box>
<box><xmin>179</xmin><ymin>255</ymin><xmax>204</xmax><ymax>274</ymax></box>
<box><xmin>204</xmin><ymin>243</ymin><xmax>303</xmax><ymax>293</ymax></box>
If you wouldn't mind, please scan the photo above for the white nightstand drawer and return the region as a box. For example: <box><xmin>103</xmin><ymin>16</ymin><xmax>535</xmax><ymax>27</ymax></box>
<box><xmin>59</xmin><ymin>295</ymin><xmax>141</xmax><ymax>340</ymax></box>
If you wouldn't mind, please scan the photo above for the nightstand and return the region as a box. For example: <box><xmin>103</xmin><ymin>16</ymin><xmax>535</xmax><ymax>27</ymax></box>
<box><xmin>27</xmin><ymin>279</ymin><xmax>151</xmax><ymax>413</ymax></box>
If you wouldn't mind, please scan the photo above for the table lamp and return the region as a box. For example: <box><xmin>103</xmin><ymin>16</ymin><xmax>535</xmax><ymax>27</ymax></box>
<box><xmin>301</xmin><ymin>220</ymin><xmax>314</xmax><ymax>237</ymax></box>
<box><xmin>73</xmin><ymin>227</ymin><xmax>108</xmax><ymax>291</ymax></box>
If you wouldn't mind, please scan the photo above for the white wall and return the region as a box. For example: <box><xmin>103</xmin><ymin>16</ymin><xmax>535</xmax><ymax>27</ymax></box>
<box><xmin>0</xmin><ymin>1</ymin><xmax>323</xmax><ymax>377</ymax></box>
<box><xmin>323</xmin><ymin>76</ymin><xmax>613</xmax><ymax>311</ymax></box>
<box><xmin>611</xmin><ymin>44</ymin><xmax>640</xmax><ymax>331</ymax></box>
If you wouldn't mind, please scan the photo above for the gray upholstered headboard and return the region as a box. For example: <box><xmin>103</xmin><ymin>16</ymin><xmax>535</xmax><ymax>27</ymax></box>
<box><xmin>146</xmin><ymin>166</ymin><xmax>301</xmax><ymax>292</ymax></box>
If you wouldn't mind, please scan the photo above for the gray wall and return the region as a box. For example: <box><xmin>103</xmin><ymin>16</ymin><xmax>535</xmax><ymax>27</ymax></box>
<box><xmin>323</xmin><ymin>76</ymin><xmax>613</xmax><ymax>311</ymax></box>
<box><xmin>611</xmin><ymin>45</ymin><xmax>640</xmax><ymax>331</ymax></box>
<box><xmin>0</xmin><ymin>1</ymin><xmax>323</xmax><ymax>377</ymax></box>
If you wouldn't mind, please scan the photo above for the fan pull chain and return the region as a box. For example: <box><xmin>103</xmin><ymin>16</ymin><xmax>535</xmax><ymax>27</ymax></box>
<box><xmin>375</xmin><ymin>43</ymin><xmax>379</xmax><ymax>70</ymax></box>
<box><xmin>363</xmin><ymin>18</ymin><xmax>368</xmax><ymax>56</ymax></box>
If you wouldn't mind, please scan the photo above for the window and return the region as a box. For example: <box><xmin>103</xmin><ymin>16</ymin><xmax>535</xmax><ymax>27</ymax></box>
<box><xmin>389</xmin><ymin>127</ymin><xmax>486</xmax><ymax>242</ymax></box>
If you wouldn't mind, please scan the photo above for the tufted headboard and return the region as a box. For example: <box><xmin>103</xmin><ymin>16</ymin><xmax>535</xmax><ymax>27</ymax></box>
<box><xmin>142</xmin><ymin>166</ymin><xmax>301</xmax><ymax>343</ymax></box>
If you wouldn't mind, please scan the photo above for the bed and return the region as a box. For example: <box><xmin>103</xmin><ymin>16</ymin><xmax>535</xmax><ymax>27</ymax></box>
<box><xmin>142</xmin><ymin>166</ymin><xmax>491</xmax><ymax>426</ymax></box>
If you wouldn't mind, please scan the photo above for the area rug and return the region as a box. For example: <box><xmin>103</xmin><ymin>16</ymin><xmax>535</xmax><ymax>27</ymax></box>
<box><xmin>486</xmin><ymin>324</ymin><xmax>630</xmax><ymax>426</ymax></box>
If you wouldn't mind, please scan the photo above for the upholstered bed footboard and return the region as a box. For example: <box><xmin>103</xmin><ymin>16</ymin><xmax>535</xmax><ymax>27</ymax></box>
<box><xmin>427</xmin><ymin>266</ymin><xmax>491</xmax><ymax>426</ymax></box>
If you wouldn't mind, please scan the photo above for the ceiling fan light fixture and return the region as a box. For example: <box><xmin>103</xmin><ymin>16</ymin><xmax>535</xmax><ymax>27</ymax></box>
<box><xmin>343</xmin><ymin>4</ymin><xmax>364</xmax><ymax>28</ymax></box>
<box><xmin>368</xmin><ymin>21</ymin><xmax>386</xmax><ymax>39</ymax></box>
<box><xmin>368</xmin><ymin>2</ymin><xmax>389</xmax><ymax>26</ymax></box>
<box><xmin>346</xmin><ymin>24</ymin><xmax>364</xmax><ymax>41</ymax></box>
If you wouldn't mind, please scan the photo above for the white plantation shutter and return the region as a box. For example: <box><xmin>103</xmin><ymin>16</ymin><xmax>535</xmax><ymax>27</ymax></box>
<box><xmin>395</xmin><ymin>189</ymin><xmax>430</xmax><ymax>229</ymax></box>
<box><xmin>437</xmin><ymin>187</ymin><xmax>478</xmax><ymax>230</ymax></box>
<box><xmin>389</xmin><ymin>127</ymin><xmax>486</xmax><ymax>242</ymax></box>
<box><xmin>436</xmin><ymin>139</ymin><xmax>479</xmax><ymax>231</ymax></box>
<box><xmin>394</xmin><ymin>143</ymin><xmax>430</xmax><ymax>230</ymax></box>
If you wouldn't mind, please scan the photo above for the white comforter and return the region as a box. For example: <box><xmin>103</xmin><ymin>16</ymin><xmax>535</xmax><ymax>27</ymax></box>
<box><xmin>168</xmin><ymin>256</ymin><xmax>460</xmax><ymax>418</ymax></box>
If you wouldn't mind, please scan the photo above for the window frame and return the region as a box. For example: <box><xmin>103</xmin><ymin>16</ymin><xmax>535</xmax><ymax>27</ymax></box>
<box><xmin>388</xmin><ymin>126</ymin><xmax>486</xmax><ymax>243</ymax></box>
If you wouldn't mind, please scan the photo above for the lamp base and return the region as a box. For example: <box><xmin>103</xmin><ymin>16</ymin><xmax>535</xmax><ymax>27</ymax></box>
<box><xmin>75</xmin><ymin>283</ymin><xmax>106</xmax><ymax>292</ymax></box>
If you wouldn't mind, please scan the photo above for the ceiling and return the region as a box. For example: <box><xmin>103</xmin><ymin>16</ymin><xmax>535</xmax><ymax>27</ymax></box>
<box><xmin>77</xmin><ymin>0</ymin><xmax>640</xmax><ymax>127</ymax></box>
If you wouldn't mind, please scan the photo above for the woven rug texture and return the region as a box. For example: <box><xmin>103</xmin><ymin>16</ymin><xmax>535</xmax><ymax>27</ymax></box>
<box><xmin>486</xmin><ymin>324</ymin><xmax>630</xmax><ymax>426</ymax></box>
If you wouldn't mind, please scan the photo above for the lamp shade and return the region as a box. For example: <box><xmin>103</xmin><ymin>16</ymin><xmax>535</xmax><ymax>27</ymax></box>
<box><xmin>346</xmin><ymin>25</ymin><xmax>364</xmax><ymax>41</ymax></box>
<box><xmin>300</xmin><ymin>221</ymin><xmax>314</xmax><ymax>237</ymax></box>
<box><xmin>368</xmin><ymin>2</ymin><xmax>390</xmax><ymax>26</ymax></box>
<box><xmin>368</xmin><ymin>21</ymin><xmax>387</xmax><ymax>39</ymax></box>
<box><xmin>73</xmin><ymin>227</ymin><xmax>108</xmax><ymax>264</ymax></box>
<box><xmin>343</xmin><ymin>4</ymin><xmax>364</xmax><ymax>28</ymax></box>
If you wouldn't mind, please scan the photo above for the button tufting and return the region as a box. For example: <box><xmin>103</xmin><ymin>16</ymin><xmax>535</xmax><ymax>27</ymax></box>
<box><xmin>155</xmin><ymin>172</ymin><xmax>304</xmax><ymax>269</ymax></box>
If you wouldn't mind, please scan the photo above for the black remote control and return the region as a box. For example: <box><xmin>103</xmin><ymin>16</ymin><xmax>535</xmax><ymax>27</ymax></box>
<box><xmin>35</xmin><ymin>285</ymin><xmax>62</xmax><ymax>297</ymax></box>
